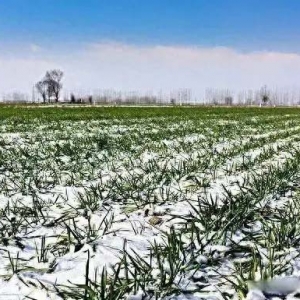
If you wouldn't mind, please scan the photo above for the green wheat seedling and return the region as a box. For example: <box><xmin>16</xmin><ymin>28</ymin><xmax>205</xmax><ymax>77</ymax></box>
<box><xmin>0</xmin><ymin>107</ymin><xmax>299</xmax><ymax>299</ymax></box>
<box><xmin>0</xmin><ymin>250</ymin><xmax>35</xmax><ymax>279</ymax></box>
<box><xmin>35</xmin><ymin>235</ymin><xmax>49</xmax><ymax>263</ymax></box>
<box><xmin>55</xmin><ymin>249</ymin><xmax>137</xmax><ymax>300</ymax></box>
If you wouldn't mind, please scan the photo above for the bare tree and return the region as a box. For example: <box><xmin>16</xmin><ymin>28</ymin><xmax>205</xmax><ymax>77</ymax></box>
<box><xmin>44</xmin><ymin>70</ymin><xmax>64</xmax><ymax>102</ymax></box>
<box><xmin>36</xmin><ymin>70</ymin><xmax>64</xmax><ymax>103</ymax></box>
<box><xmin>35</xmin><ymin>81</ymin><xmax>47</xmax><ymax>103</ymax></box>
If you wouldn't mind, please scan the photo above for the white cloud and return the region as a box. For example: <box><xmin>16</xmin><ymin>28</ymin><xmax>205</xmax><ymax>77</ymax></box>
<box><xmin>1</xmin><ymin>42</ymin><xmax>300</xmax><ymax>99</ymax></box>
<box><xmin>29</xmin><ymin>43</ymin><xmax>42</xmax><ymax>53</ymax></box>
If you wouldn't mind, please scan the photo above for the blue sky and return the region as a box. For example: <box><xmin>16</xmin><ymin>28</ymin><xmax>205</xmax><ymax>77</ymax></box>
<box><xmin>1</xmin><ymin>0</ymin><xmax>300</xmax><ymax>51</ymax></box>
<box><xmin>1</xmin><ymin>1</ymin><xmax>300</xmax><ymax>97</ymax></box>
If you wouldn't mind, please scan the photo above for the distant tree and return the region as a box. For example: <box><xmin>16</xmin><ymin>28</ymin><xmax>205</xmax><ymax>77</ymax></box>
<box><xmin>88</xmin><ymin>95</ymin><xmax>93</xmax><ymax>104</ymax></box>
<box><xmin>44</xmin><ymin>70</ymin><xmax>64</xmax><ymax>102</ymax></box>
<box><xmin>225</xmin><ymin>96</ymin><xmax>233</xmax><ymax>106</ymax></box>
<box><xmin>260</xmin><ymin>85</ymin><xmax>270</xmax><ymax>106</ymax></box>
<box><xmin>212</xmin><ymin>98</ymin><xmax>219</xmax><ymax>105</ymax></box>
<box><xmin>70</xmin><ymin>93</ymin><xmax>76</xmax><ymax>103</ymax></box>
<box><xmin>36</xmin><ymin>69</ymin><xmax>64</xmax><ymax>103</ymax></box>
<box><xmin>35</xmin><ymin>81</ymin><xmax>47</xmax><ymax>103</ymax></box>
<box><xmin>11</xmin><ymin>92</ymin><xmax>28</xmax><ymax>102</ymax></box>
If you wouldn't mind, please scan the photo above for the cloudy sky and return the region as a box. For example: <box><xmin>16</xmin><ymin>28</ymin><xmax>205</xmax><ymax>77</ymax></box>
<box><xmin>1</xmin><ymin>0</ymin><xmax>300</xmax><ymax>99</ymax></box>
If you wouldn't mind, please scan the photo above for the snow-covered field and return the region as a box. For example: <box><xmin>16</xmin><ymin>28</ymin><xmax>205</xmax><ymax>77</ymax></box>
<box><xmin>1</xmin><ymin>107</ymin><xmax>300</xmax><ymax>299</ymax></box>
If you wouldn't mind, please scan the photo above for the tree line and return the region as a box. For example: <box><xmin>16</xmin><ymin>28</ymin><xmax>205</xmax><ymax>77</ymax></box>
<box><xmin>34</xmin><ymin>70</ymin><xmax>275</xmax><ymax>106</ymax></box>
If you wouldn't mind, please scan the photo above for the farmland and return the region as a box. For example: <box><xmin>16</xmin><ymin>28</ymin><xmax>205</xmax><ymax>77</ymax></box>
<box><xmin>0</xmin><ymin>106</ymin><xmax>300</xmax><ymax>299</ymax></box>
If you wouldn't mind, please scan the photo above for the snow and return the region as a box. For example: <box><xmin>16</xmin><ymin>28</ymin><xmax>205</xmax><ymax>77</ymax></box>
<box><xmin>0</xmin><ymin>111</ymin><xmax>299</xmax><ymax>299</ymax></box>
